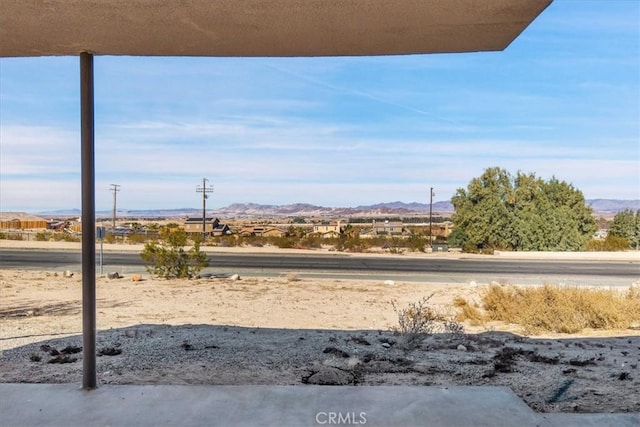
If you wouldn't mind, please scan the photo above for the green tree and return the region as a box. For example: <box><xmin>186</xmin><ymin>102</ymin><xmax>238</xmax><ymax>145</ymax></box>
<box><xmin>140</xmin><ymin>228</ymin><xmax>208</xmax><ymax>278</ymax></box>
<box><xmin>451</xmin><ymin>167</ymin><xmax>517</xmax><ymax>251</ymax></box>
<box><xmin>451</xmin><ymin>167</ymin><xmax>596</xmax><ymax>252</ymax></box>
<box><xmin>610</xmin><ymin>209</ymin><xmax>639</xmax><ymax>249</ymax></box>
<box><xmin>535</xmin><ymin>178</ymin><xmax>596</xmax><ymax>251</ymax></box>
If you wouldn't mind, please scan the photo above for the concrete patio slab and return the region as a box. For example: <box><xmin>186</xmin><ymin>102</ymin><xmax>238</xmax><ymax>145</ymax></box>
<box><xmin>2</xmin><ymin>383</ymin><xmax>637</xmax><ymax>427</ymax></box>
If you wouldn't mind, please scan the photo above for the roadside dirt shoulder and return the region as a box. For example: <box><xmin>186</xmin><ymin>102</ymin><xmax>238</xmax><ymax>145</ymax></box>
<box><xmin>2</xmin><ymin>239</ymin><xmax>638</xmax><ymax>262</ymax></box>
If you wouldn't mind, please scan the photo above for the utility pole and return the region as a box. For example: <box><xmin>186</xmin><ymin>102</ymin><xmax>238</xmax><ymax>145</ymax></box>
<box><xmin>110</xmin><ymin>184</ymin><xmax>120</xmax><ymax>229</ymax></box>
<box><xmin>429</xmin><ymin>187</ymin><xmax>434</xmax><ymax>247</ymax></box>
<box><xmin>196</xmin><ymin>178</ymin><xmax>214</xmax><ymax>239</ymax></box>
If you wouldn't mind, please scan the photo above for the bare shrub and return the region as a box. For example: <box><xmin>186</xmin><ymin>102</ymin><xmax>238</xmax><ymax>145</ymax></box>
<box><xmin>442</xmin><ymin>319</ymin><xmax>465</xmax><ymax>338</ymax></box>
<box><xmin>391</xmin><ymin>296</ymin><xmax>464</xmax><ymax>345</ymax></box>
<box><xmin>392</xmin><ymin>295</ymin><xmax>442</xmax><ymax>335</ymax></box>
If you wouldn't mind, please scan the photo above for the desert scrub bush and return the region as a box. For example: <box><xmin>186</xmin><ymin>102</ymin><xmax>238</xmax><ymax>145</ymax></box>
<box><xmin>189</xmin><ymin>234</ymin><xmax>205</xmax><ymax>246</ymax></box>
<box><xmin>50</xmin><ymin>232</ymin><xmax>80</xmax><ymax>242</ymax></box>
<box><xmin>213</xmin><ymin>236</ymin><xmax>236</xmax><ymax>247</ymax></box>
<box><xmin>452</xmin><ymin>296</ymin><xmax>486</xmax><ymax>326</ymax></box>
<box><xmin>269</xmin><ymin>236</ymin><xmax>295</xmax><ymax>249</ymax></box>
<box><xmin>586</xmin><ymin>235</ymin><xmax>630</xmax><ymax>251</ymax></box>
<box><xmin>334</xmin><ymin>236</ymin><xmax>372</xmax><ymax>253</ymax></box>
<box><xmin>0</xmin><ymin>231</ymin><xmax>23</xmax><ymax>240</ymax></box>
<box><xmin>628</xmin><ymin>283</ymin><xmax>640</xmax><ymax>300</ymax></box>
<box><xmin>62</xmin><ymin>233</ymin><xmax>80</xmax><ymax>242</ymax></box>
<box><xmin>35</xmin><ymin>231</ymin><xmax>49</xmax><ymax>241</ymax></box>
<box><xmin>296</xmin><ymin>235</ymin><xmax>323</xmax><ymax>249</ymax></box>
<box><xmin>407</xmin><ymin>235</ymin><xmax>427</xmax><ymax>252</ymax></box>
<box><xmin>456</xmin><ymin>284</ymin><xmax>640</xmax><ymax>334</ymax></box>
<box><xmin>140</xmin><ymin>228</ymin><xmax>208</xmax><ymax>279</ymax></box>
<box><xmin>391</xmin><ymin>295</ymin><xmax>464</xmax><ymax>341</ymax></box>
<box><xmin>239</xmin><ymin>235</ymin><xmax>266</xmax><ymax>247</ymax></box>
<box><xmin>126</xmin><ymin>232</ymin><xmax>148</xmax><ymax>244</ymax></box>
<box><xmin>392</xmin><ymin>296</ymin><xmax>441</xmax><ymax>336</ymax></box>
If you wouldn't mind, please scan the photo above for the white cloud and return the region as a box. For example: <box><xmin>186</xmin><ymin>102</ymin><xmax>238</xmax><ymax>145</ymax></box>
<box><xmin>0</xmin><ymin>177</ymin><xmax>81</xmax><ymax>212</ymax></box>
<box><xmin>0</xmin><ymin>125</ymin><xmax>80</xmax><ymax>175</ymax></box>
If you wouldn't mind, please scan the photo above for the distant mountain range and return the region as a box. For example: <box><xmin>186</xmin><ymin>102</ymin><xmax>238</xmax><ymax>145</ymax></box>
<box><xmin>585</xmin><ymin>199</ymin><xmax>640</xmax><ymax>214</ymax></box>
<box><xmin>35</xmin><ymin>199</ymin><xmax>639</xmax><ymax>219</ymax></box>
<box><xmin>211</xmin><ymin>201</ymin><xmax>456</xmax><ymax>218</ymax></box>
<box><xmin>36</xmin><ymin>201</ymin><xmax>454</xmax><ymax>218</ymax></box>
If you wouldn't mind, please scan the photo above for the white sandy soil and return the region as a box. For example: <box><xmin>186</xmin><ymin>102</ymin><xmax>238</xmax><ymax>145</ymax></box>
<box><xmin>1</xmin><ymin>264</ymin><xmax>639</xmax><ymax>414</ymax></box>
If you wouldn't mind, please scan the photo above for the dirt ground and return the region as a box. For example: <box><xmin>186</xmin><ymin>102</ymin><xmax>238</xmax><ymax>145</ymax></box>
<box><xmin>1</xmin><ymin>267</ymin><xmax>639</xmax><ymax>414</ymax></box>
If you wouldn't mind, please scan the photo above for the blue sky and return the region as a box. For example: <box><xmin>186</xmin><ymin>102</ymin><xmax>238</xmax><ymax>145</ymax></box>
<box><xmin>1</xmin><ymin>0</ymin><xmax>638</xmax><ymax>213</ymax></box>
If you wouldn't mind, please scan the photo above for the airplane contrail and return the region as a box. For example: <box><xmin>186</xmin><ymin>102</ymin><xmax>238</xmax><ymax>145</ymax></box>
<box><xmin>265</xmin><ymin>63</ymin><xmax>460</xmax><ymax>124</ymax></box>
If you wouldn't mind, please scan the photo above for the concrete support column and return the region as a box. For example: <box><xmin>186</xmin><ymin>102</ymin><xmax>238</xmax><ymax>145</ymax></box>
<box><xmin>80</xmin><ymin>52</ymin><xmax>96</xmax><ymax>389</ymax></box>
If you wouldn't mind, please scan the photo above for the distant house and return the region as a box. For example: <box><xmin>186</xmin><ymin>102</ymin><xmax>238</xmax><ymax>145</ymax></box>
<box><xmin>0</xmin><ymin>212</ymin><xmax>48</xmax><ymax>230</ymax></box>
<box><xmin>44</xmin><ymin>218</ymin><xmax>80</xmax><ymax>233</ymax></box>
<box><xmin>212</xmin><ymin>223</ymin><xmax>232</xmax><ymax>237</ymax></box>
<box><xmin>358</xmin><ymin>228</ymin><xmax>376</xmax><ymax>239</ymax></box>
<box><xmin>184</xmin><ymin>217</ymin><xmax>231</xmax><ymax>236</ymax></box>
<box><xmin>593</xmin><ymin>229</ymin><xmax>609</xmax><ymax>240</ymax></box>
<box><xmin>358</xmin><ymin>221</ymin><xmax>452</xmax><ymax>240</ymax></box>
<box><xmin>312</xmin><ymin>221</ymin><xmax>344</xmax><ymax>238</ymax></box>
<box><xmin>372</xmin><ymin>220</ymin><xmax>411</xmax><ymax>238</ymax></box>
<box><xmin>238</xmin><ymin>226</ymin><xmax>286</xmax><ymax>237</ymax></box>
<box><xmin>48</xmin><ymin>220</ymin><xmax>71</xmax><ymax>231</ymax></box>
<box><xmin>68</xmin><ymin>220</ymin><xmax>83</xmax><ymax>233</ymax></box>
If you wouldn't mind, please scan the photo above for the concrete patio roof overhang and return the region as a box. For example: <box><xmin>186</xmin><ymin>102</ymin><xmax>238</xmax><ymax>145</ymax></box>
<box><xmin>0</xmin><ymin>0</ymin><xmax>552</xmax><ymax>390</ymax></box>
<box><xmin>1</xmin><ymin>0</ymin><xmax>551</xmax><ymax>57</ymax></box>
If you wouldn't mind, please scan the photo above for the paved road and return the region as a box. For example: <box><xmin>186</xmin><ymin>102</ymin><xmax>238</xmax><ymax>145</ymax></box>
<box><xmin>1</xmin><ymin>249</ymin><xmax>638</xmax><ymax>284</ymax></box>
